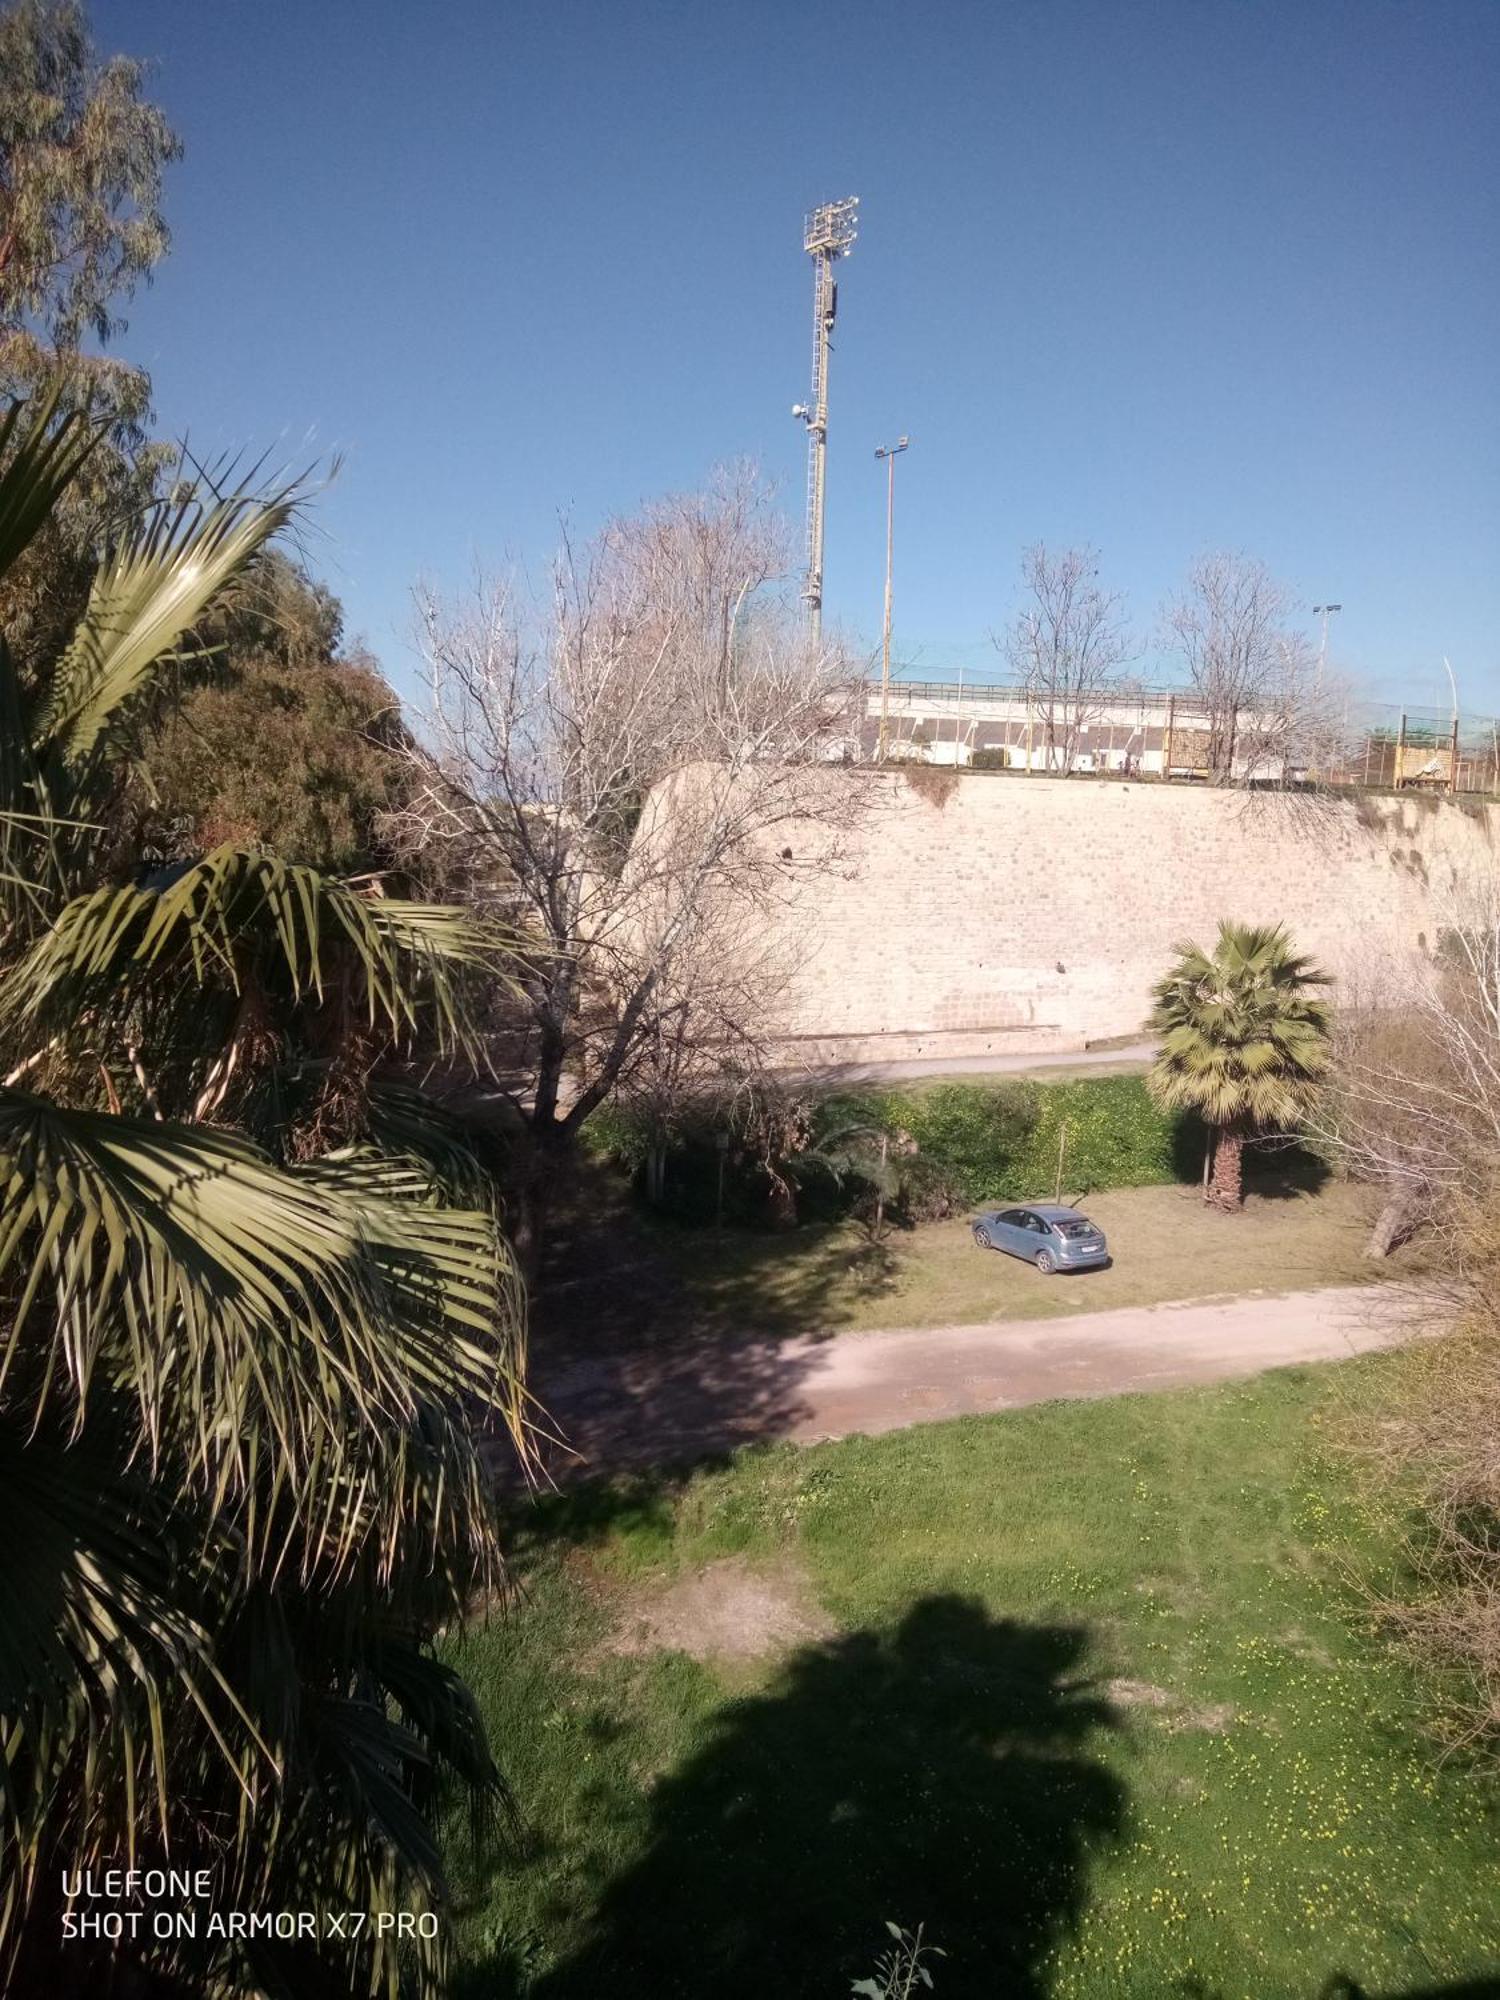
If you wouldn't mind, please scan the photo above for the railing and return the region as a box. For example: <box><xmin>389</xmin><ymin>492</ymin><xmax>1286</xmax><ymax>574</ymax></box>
<box><xmin>847</xmin><ymin>681</ymin><xmax>1500</xmax><ymax>795</ymax></box>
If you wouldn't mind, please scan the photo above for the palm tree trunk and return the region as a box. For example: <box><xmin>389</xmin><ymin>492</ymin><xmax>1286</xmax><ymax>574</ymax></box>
<box><xmin>1208</xmin><ymin>1125</ymin><xmax>1246</xmax><ymax>1210</ymax></box>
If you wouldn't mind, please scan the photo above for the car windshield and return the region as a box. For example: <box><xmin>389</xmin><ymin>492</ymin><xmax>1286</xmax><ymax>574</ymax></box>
<box><xmin>1057</xmin><ymin>1220</ymin><xmax>1096</xmax><ymax>1238</ymax></box>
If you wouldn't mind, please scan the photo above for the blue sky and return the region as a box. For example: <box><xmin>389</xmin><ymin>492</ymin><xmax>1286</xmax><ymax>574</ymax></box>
<box><xmin>97</xmin><ymin>0</ymin><xmax>1500</xmax><ymax>713</ymax></box>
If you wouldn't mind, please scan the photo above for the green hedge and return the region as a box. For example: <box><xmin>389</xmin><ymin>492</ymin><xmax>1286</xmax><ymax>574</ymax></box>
<box><xmin>816</xmin><ymin>1075</ymin><xmax>1199</xmax><ymax>1206</ymax></box>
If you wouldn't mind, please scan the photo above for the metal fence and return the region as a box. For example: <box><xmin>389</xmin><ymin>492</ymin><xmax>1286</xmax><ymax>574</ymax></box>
<box><xmin>850</xmin><ymin>679</ymin><xmax>1500</xmax><ymax>795</ymax></box>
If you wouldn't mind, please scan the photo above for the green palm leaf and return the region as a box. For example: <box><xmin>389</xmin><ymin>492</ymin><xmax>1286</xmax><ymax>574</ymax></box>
<box><xmin>1148</xmin><ymin>921</ymin><xmax>1333</xmax><ymax>1133</ymax></box>
<box><xmin>0</xmin><ymin>1093</ymin><xmax>531</xmax><ymax>1575</ymax></box>
<box><xmin>0</xmin><ymin>384</ymin><xmax>103</xmax><ymax>587</ymax></box>
<box><xmin>5</xmin><ymin>844</ymin><xmax>507</xmax><ymax>1068</ymax></box>
<box><xmin>37</xmin><ymin>475</ymin><xmax>301</xmax><ymax>769</ymax></box>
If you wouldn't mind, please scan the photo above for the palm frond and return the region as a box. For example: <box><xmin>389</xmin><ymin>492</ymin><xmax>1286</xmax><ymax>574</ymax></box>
<box><xmin>0</xmin><ymin>384</ymin><xmax>103</xmax><ymax>587</ymax></box>
<box><xmin>4</xmin><ymin>845</ymin><xmax>507</xmax><ymax>1070</ymax></box>
<box><xmin>36</xmin><ymin>473</ymin><xmax>302</xmax><ymax>769</ymax></box>
<box><xmin>0</xmin><ymin>1418</ymin><xmax>254</xmax><ymax>1975</ymax></box>
<box><xmin>0</xmin><ymin>1092</ymin><xmax>530</xmax><ymax>1574</ymax></box>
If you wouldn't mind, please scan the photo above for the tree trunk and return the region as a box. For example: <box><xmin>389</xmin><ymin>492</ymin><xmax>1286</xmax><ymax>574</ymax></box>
<box><xmin>1207</xmin><ymin>1124</ymin><xmax>1245</xmax><ymax>1210</ymax></box>
<box><xmin>1366</xmin><ymin>1183</ymin><xmax>1425</xmax><ymax>1259</ymax></box>
<box><xmin>508</xmin><ymin>1120</ymin><xmax>571</xmax><ymax>1283</ymax></box>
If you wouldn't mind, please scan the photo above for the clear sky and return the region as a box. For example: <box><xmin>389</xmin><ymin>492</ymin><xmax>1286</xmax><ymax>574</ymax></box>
<box><xmin>96</xmin><ymin>0</ymin><xmax>1499</xmax><ymax>714</ymax></box>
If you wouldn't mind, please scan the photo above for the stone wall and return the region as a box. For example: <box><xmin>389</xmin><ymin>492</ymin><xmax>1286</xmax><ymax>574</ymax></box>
<box><xmin>745</xmin><ymin>770</ymin><xmax>1499</xmax><ymax>1065</ymax></box>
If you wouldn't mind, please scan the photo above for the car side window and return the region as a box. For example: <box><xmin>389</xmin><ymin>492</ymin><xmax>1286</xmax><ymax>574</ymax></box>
<box><xmin>1018</xmin><ymin>1211</ymin><xmax>1041</xmax><ymax>1232</ymax></box>
<box><xmin>998</xmin><ymin>1209</ymin><xmax>1026</xmax><ymax>1227</ymax></box>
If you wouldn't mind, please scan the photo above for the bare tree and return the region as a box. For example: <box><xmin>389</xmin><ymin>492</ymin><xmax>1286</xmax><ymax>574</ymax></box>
<box><xmin>1320</xmin><ymin>870</ymin><xmax>1500</xmax><ymax>1258</ymax></box>
<box><xmin>1001</xmin><ymin>545</ymin><xmax>1132</xmax><ymax>773</ymax></box>
<box><xmin>396</xmin><ymin>467</ymin><xmax>862</xmax><ymax>1264</ymax></box>
<box><xmin>1323</xmin><ymin>868</ymin><xmax>1500</xmax><ymax>1760</ymax></box>
<box><xmin>1163</xmin><ymin>554</ymin><xmax>1349</xmax><ymax>784</ymax></box>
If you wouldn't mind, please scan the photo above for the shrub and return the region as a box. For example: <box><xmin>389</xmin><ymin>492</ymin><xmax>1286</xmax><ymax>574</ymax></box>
<box><xmin>587</xmin><ymin>1075</ymin><xmax>1319</xmax><ymax>1223</ymax></box>
<box><xmin>590</xmin><ymin>1077</ymin><xmax>1204</xmax><ymax>1226</ymax></box>
<box><xmin>868</xmin><ymin>1075</ymin><xmax>1197</xmax><ymax>1206</ymax></box>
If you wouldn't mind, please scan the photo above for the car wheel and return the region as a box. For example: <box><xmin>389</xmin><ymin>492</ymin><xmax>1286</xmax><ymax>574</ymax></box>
<box><xmin>972</xmin><ymin>1223</ymin><xmax>992</xmax><ymax>1250</ymax></box>
<box><xmin>1034</xmin><ymin>1249</ymin><xmax>1056</xmax><ymax>1275</ymax></box>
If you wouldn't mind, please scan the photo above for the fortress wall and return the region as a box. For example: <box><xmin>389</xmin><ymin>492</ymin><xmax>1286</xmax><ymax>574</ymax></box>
<box><xmin>747</xmin><ymin>772</ymin><xmax>1499</xmax><ymax>1063</ymax></box>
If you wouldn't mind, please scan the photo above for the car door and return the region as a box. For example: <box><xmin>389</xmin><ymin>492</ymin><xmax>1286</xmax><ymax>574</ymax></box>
<box><xmin>994</xmin><ymin>1208</ymin><xmax>1032</xmax><ymax>1257</ymax></box>
<box><xmin>1017</xmin><ymin>1209</ymin><xmax>1055</xmax><ymax>1259</ymax></box>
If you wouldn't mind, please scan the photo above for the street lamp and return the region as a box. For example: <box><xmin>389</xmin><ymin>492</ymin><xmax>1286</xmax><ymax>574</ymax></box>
<box><xmin>1442</xmin><ymin>655</ymin><xmax>1459</xmax><ymax>729</ymax></box>
<box><xmin>874</xmin><ymin>436</ymin><xmax>910</xmax><ymax>762</ymax></box>
<box><xmin>1312</xmin><ymin>604</ymin><xmax>1342</xmax><ymax>687</ymax></box>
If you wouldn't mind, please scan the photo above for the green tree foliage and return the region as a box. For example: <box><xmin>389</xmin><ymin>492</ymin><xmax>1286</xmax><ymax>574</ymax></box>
<box><xmin>0</xmin><ymin>0</ymin><xmax>183</xmax><ymax>681</ymax></box>
<box><xmin>1148</xmin><ymin>920</ymin><xmax>1333</xmax><ymax>1209</ymax></box>
<box><xmin>0</xmin><ymin>0</ymin><xmax>180</xmax><ymax>447</ymax></box>
<box><xmin>590</xmin><ymin>1075</ymin><xmax>1201</xmax><ymax>1226</ymax></box>
<box><xmin>0</xmin><ymin>385</ymin><xmax>529</xmax><ymax>1999</ymax></box>
<box><xmin>140</xmin><ymin>551</ymin><xmax>412</xmax><ymax>876</ymax></box>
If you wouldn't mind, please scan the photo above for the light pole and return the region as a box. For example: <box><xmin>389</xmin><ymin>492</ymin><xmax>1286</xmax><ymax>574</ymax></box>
<box><xmin>874</xmin><ymin>436</ymin><xmax>909</xmax><ymax>761</ymax></box>
<box><xmin>1312</xmin><ymin>603</ymin><xmax>1342</xmax><ymax>688</ymax></box>
<box><xmin>1442</xmin><ymin>654</ymin><xmax>1459</xmax><ymax>728</ymax></box>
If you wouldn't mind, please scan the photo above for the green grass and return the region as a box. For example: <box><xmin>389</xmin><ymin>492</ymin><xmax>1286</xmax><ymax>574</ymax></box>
<box><xmin>444</xmin><ymin>1357</ymin><xmax>1500</xmax><ymax>1999</ymax></box>
<box><xmin>637</xmin><ymin>1179</ymin><xmax>1417</xmax><ymax>1341</ymax></box>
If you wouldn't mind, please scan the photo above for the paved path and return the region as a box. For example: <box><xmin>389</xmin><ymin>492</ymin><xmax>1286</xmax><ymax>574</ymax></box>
<box><xmin>535</xmin><ymin>1283</ymin><xmax>1425</xmax><ymax>1477</ymax></box>
<box><xmin>782</xmin><ymin>1040</ymin><xmax>1156</xmax><ymax>1086</ymax></box>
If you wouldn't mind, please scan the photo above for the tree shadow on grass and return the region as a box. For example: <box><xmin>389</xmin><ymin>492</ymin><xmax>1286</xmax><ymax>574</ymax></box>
<box><xmin>460</xmin><ymin>1595</ymin><xmax>1125</xmax><ymax>2000</ymax></box>
<box><xmin>520</xmin><ymin>1174</ymin><xmax>907</xmax><ymax>1483</ymax></box>
<box><xmin>1167</xmin><ymin>1113</ymin><xmax>1332</xmax><ymax>1200</ymax></box>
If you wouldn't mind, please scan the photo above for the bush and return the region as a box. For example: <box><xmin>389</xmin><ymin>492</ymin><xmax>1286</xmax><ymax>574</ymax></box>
<box><xmin>586</xmin><ymin>1077</ymin><xmax>1207</xmax><ymax>1225</ymax></box>
<box><xmin>586</xmin><ymin>1075</ymin><xmax>1330</xmax><ymax>1225</ymax></box>
<box><xmin>810</xmin><ymin>1077</ymin><xmax>1194</xmax><ymax>1206</ymax></box>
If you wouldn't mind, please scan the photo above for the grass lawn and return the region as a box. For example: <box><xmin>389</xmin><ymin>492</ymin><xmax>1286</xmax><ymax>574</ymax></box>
<box><xmin>444</xmin><ymin>1356</ymin><xmax>1500</xmax><ymax>1999</ymax></box>
<box><xmin>638</xmin><ymin>1179</ymin><xmax>1417</xmax><ymax>1341</ymax></box>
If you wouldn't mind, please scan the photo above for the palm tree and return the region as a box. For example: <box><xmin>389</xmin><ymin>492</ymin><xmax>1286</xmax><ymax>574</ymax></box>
<box><xmin>1148</xmin><ymin>921</ymin><xmax>1333</xmax><ymax>1210</ymax></box>
<box><xmin>0</xmin><ymin>386</ymin><xmax>531</xmax><ymax>1998</ymax></box>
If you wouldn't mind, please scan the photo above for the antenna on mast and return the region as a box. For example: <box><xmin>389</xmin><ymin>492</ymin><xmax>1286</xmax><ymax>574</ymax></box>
<box><xmin>791</xmin><ymin>195</ymin><xmax>859</xmax><ymax>646</ymax></box>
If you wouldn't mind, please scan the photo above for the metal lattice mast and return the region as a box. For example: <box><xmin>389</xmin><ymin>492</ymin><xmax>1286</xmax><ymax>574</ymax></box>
<box><xmin>792</xmin><ymin>197</ymin><xmax>858</xmax><ymax>646</ymax></box>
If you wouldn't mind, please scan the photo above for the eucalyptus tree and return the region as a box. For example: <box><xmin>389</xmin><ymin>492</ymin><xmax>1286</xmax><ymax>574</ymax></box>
<box><xmin>0</xmin><ymin>0</ymin><xmax>180</xmax><ymax>447</ymax></box>
<box><xmin>0</xmin><ymin>0</ymin><xmax>184</xmax><ymax>694</ymax></box>
<box><xmin>0</xmin><ymin>385</ymin><xmax>529</xmax><ymax>1999</ymax></box>
<box><xmin>1148</xmin><ymin>921</ymin><xmax>1333</xmax><ymax>1208</ymax></box>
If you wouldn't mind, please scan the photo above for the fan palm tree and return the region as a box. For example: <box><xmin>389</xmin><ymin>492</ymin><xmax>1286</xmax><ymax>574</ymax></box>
<box><xmin>0</xmin><ymin>385</ymin><xmax>531</xmax><ymax>1998</ymax></box>
<box><xmin>1148</xmin><ymin>920</ymin><xmax>1333</xmax><ymax>1210</ymax></box>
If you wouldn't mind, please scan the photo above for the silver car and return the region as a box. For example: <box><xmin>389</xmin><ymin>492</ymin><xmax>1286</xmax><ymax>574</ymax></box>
<box><xmin>971</xmin><ymin>1203</ymin><xmax>1110</xmax><ymax>1274</ymax></box>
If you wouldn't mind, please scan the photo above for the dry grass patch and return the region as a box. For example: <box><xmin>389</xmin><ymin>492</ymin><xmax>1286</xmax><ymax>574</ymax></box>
<box><xmin>600</xmin><ymin>1554</ymin><xmax>835</xmax><ymax>1664</ymax></box>
<box><xmin>656</xmin><ymin>1179</ymin><xmax>1425</xmax><ymax>1339</ymax></box>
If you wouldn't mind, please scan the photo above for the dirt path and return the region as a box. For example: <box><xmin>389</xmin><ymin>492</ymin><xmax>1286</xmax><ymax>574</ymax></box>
<box><xmin>534</xmin><ymin>1282</ymin><xmax>1425</xmax><ymax>1478</ymax></box>
<box><xmin>787</xmin><ymin>1039</ymin><xmax>1156</xmax><ymax>1085</ymax></box>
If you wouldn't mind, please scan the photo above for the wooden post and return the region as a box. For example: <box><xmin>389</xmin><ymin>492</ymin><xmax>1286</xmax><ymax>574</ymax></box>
<box><xmin>1449</xmin><ymin>715</ymin><xmax>1461</xmax><ymax>793</ymax></box>
<box><xmin>1053</xmin><ymin>1122</ymin><xmax>1068</xmax><ymax>1204</ymax></box>
<box><xmin>1025</xmin><ymin>689</ymin><xmax>1035</xmax><ymax>774</ymax></box>
<box><xmin>1396</xmin><ymin>712</ymin><xmax>1407</xmax><ymax>788</ymax></box>
<box><xmin>1163</xmin><ymin>692</ymin><xmax>1175</xmax><ymax>780</ymax></box>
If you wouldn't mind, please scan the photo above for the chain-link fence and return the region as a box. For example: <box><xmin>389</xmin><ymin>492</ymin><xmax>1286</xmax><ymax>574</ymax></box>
<box><xmin>852</xmin><ymin>680</ymin><xmax>1500</xmax><ymax>795</ymax></box>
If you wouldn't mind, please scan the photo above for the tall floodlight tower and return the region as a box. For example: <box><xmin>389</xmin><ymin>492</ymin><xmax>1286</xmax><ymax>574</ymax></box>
<box><xmin>791</xmin><ymin>196</ymin><xmax>859</xmax><ymax>644</ymax></box>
